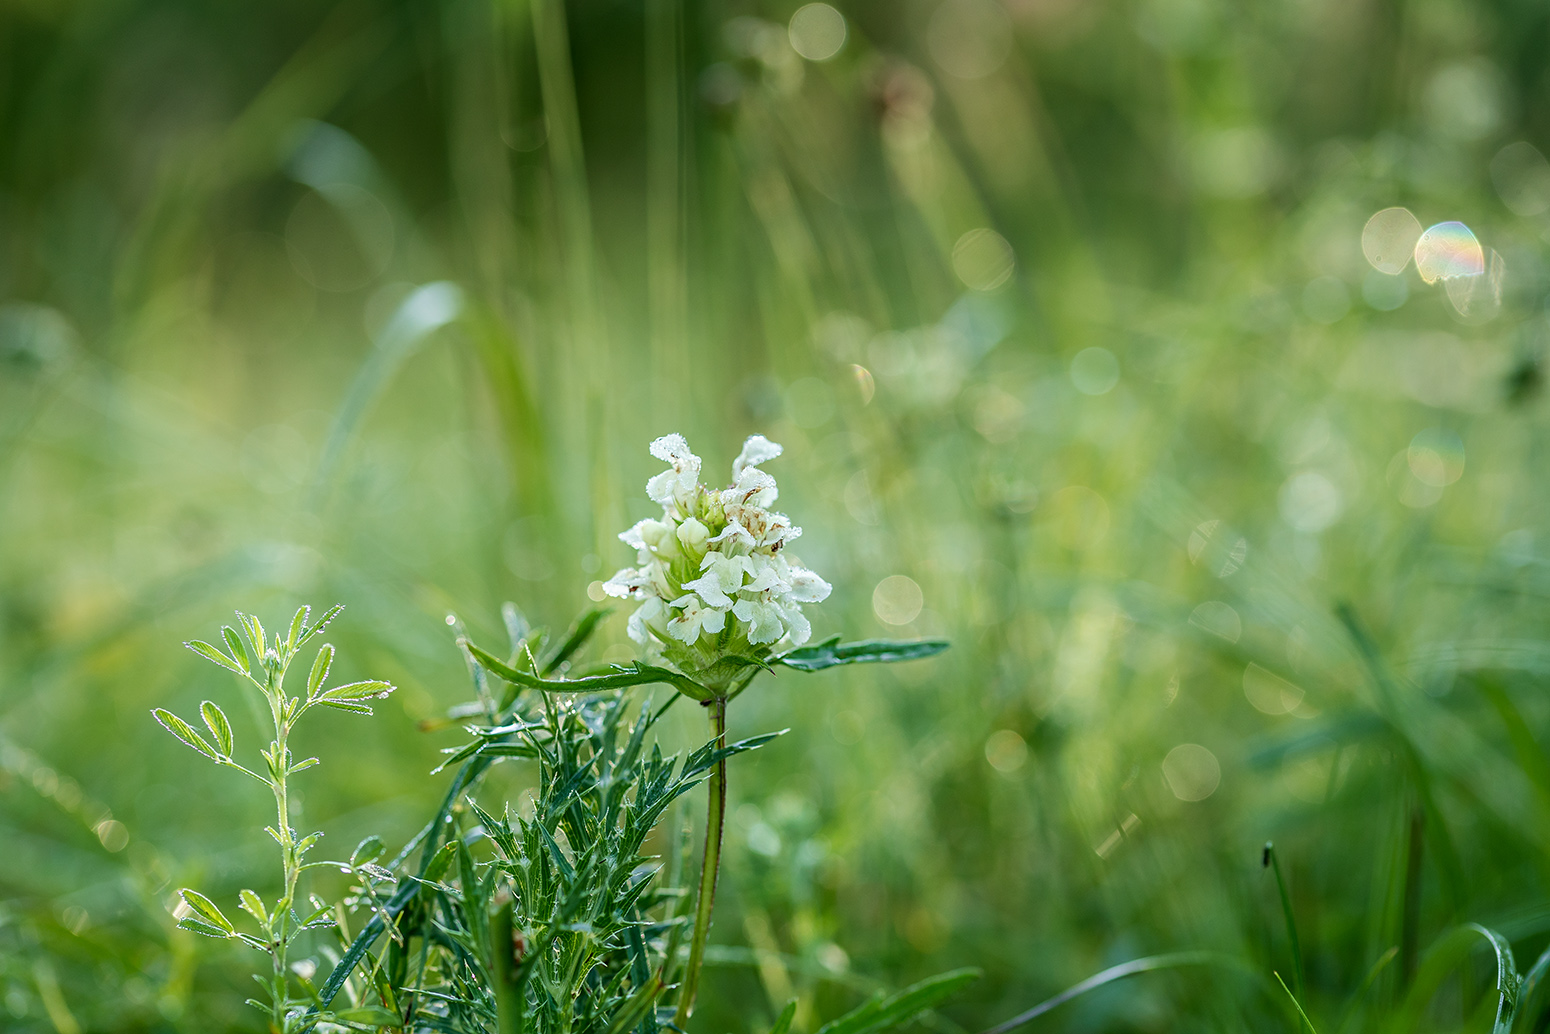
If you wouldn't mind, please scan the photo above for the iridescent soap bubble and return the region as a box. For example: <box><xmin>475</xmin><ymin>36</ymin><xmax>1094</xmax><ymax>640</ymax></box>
<box><xmin>1361</xmin><ymin>207</ymin><xmax>1423</xmax><ymax>275</ymax></box>
<box><xmin>1413</xmin><ymin>221</ymin><xmax>1485</xmax><ymax>284</ymax></box>
<box><xmin>1443</xmin><ymin>248</ymin><xmax>1504</xmax><ymax>321</ymax></box>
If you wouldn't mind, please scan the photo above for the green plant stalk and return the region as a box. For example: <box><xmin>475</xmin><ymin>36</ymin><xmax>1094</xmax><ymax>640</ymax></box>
<box><xmin>266</xmin><ymin>664</ymin><xmax>299</xmax><ymax>1031</ymax></box>
<box><xmin>1265</xmin><ymin>843</ymin><xmax>1304</xmax><ymax>1000</ymax></box>
<box><xmin>675</xmin><ymin>696</ymin><xmax>728</xmax><ymax>1026</ymax></box>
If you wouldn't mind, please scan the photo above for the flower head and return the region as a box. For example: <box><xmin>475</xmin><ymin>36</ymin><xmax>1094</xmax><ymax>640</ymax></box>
<box><xmin>606</xmin><ymin>434</ymin><xmax>831</xmax><ymax>682</ymax></box>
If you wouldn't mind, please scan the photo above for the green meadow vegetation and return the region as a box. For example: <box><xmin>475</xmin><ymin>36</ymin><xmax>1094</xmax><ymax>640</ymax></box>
<box><xmin>5</xmin><ymin>0</ymin><xmax>1550</xmax><ymax>1030</ymax></box>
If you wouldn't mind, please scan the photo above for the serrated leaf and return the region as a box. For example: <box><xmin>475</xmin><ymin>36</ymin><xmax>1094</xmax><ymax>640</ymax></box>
<box><xmin>200</xmin><ymin>701</ymin><xmax>233</xmax><ymax>756</ymax></box>
<box><xmin>179</xmin><ymin>889</ymin><xmax>235</xmax><ymax>934</ymax></box>
<box><xmin>185</xmin><ymin>640</ymin><xmax>246</xmax><ymax>676</ymax></box>
<box><xmin>320</xmin><ymin>700</ymin><xmax>374</xmax><ymax>715</ymax></box>
<box><xmin>153</xmin><ymin>709</ymin><xmax>220</xmax><ymax>761</ymax></box>
<box><xmin>778</xmin><ymin>636</ymin><xmax>950</xmax><ymax>673</ymax></box>
<box><xmin>287</xmin><ymin>606</ymin><xmax>309</xmax><ymax>649</ymax></box>
<box><xmin>238</xmin><ymin>889</ymin><xmax>268</xmax><ymax>925</ymax></box>
<box><xmin>307</xmin><ymin>644</ymin><xmax>334</xmax><ymax>698</ymax></box>
<box><xmin>321</xmin><ymin>680</ymin><xmax>394</xmax><ymax>701</ymax></box>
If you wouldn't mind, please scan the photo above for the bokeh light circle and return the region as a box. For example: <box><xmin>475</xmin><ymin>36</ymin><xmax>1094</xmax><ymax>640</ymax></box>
<box><xmin>1069</xmin><ymin>347</ymin><xmax>1119</xmax><ymax>395</ymax></box>
<box><xmin>1162</xmin><ymin>744</ymin><xmax>1221</xmax><ymax>801</ymax></box>
<box><xmin>952</xmin><ymin>228</ymin><xmax>1015</xmax><ymax>291</ymax></box>
<box><xmin>788</xmin><ymin>4</ymin><xmax>847</xmax><ymax>61</ymax></box>
<box><xmin>1361</xmin><ymin>207</ymin><xmax>1422</xmax><ymax>276</ymax></box>
<box><xmin>873</xmin><ymin>575</ymin><xmax>924</xmax><ymax>625</ymax></box>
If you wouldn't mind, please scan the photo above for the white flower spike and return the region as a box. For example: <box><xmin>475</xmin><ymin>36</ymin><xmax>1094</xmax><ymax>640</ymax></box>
<box><xmin>607</xmin><ymin>434</ymin><xmax>831</xmax><ymax>674</ymax></box>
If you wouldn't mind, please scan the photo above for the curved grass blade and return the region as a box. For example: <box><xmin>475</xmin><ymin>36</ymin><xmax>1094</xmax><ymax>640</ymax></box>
<box><xmin>977</xmin><ymin>952</ymin><xmax>1235</xmax><ymax>1034</ymax></box>
<box><xmin>1389</xmin><ymin>923</ymin><xmax>1519</xmax><ymax>1034</ymax></box>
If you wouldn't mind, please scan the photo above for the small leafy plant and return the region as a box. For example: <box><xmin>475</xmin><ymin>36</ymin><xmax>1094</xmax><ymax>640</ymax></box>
<box><xmin>155</xmin><ymin>434</ymin><xmax>969</xmax><ymax>1032</ymax></box>
<box><xmin>156</xmin><ymin>604</ymin><xmax>396</xmax><ymax>1032</ymax></box>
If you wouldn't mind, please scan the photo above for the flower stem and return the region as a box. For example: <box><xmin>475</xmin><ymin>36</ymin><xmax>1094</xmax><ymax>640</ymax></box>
<box><xmin>267</xmin><ymin>674</ymin><xmax>298</xmax><ymax>1031</ymax></box>
<box><xmin>675</xmin><ymin>696</ymin><xmax>727</xmax><ymax>1026</ymax></box>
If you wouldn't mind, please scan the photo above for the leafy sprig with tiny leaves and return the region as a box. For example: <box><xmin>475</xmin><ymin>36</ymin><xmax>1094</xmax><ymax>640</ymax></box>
<box><xmin>155</xmin><ymin>605</ymin><xmax>396</xmax><ymax>1033</ymax></box>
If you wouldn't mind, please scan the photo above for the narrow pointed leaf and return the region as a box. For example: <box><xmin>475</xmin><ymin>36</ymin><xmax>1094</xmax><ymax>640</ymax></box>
<box><xmin>320</xmin><ymin>680</ymin><xmax>395</xmax><ymax>701</ymax></box>
<box><xmin>320</xmin><ymin>700</ymin><xmax>374</xmax><ymax>715</ymax></box>
<box><xmin>303</xmin><ymin>604</ymin><xmax>345</xmax><ymax>644</ymax></box>
<box><xmin>287</xmin><ymin>606</ymin><xmax>309</xmax><ymax>649</ymax></box>
<box><xmin>153</xmin><ymin>708</ymin><xmax>220</xmax><ymax>761</ymax></box>
<box><xmin>778</xmin><ymin>636</ymin><xmax>950</xmax><ymax>672</ymax></box>
<box><xmin>768</xmin><ymin>1000</ymin><xmax>797</xmax><ymax>1034</ymax></box>
<box><xmin>185</xmin><ymin>640</ymin><xmax>246</xmax><ymax>676</ymax></box>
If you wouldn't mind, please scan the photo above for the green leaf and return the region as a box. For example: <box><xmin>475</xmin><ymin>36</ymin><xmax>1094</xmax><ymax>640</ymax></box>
<box><xmin>200</xmin><ymin>701</ymin><xmax>233</xmax><ymax>756</ymax></box>
<box><xmin>287</xmin><ymin>606</ymin><xmax>310</xmax><ymax>649</ymax></box>
<box><xmin>238</xmin><ymin>889</ymin><xmax>268</xmax><ymax>925</ymax></box>
<box><xmin>463</xmin><ymin>638</ymin><xmax>715</xmax><ymax>700</ymax></box>
<box><xmin>307</xmin><ymin>644</ymin><xmax>334</xmax><ymax>698</ymax></box>
<box><xmin>319</xmin><ymin>700</ymin><xmax>375</xmax><ymax>715</ymax></box>
<box><xmin>152</xmin><ymin>708</ymin><xmax>220</xmax><ymax>761</ymax></box>
<box><xmin>422</xmin><ymin>840</ymin><xmax>460</xmax><ymax>883</ymax></box>
<box><xmin>185</xmin><ymin>640</ymin><xmax>246</xmax><ymax>676</ymax></box>
<box><xmin>178</xmin><ymin>889</ymin><xmax>235</xmax><ymax>934</ymax></box>
<box><xmin>331</xmin><ymin>1005</ymin><xmax>401</xmax><ymax>1025</ymax></box>
<box><xmin>289</xmin><ymin>757</ymin><xmax>319</xmax><ymax>773</ymax></box>
<box><xmin>351</xmin><ymin>835</ymin><xmax>385</xmax><ymax>866</ymax></box>
<box><xmin>541</xmin><ymin>606</ymin><xmax>611</xmax><ymax>675</ymax></box>
<box><xmin>815</xmin><ymin>968</ymin><xmax>980</xmax><ymax>1034</ymax></box>
<box><xmin>768</xmin><ymin>1000</ymin><xmax>797</xmax><ymax>1034</ymax></box>
<box><xmin>177</xmin><ymin>916</ymin><xmax>232</xmax><ymax>939</ymax></box>
<box><xmin>239</xmin><ymin>613</ymin><xmax>267</xmax><ymax>661</ymax></box>
<box><xmin>320</xmin><ymin>680</ymin><xmax>395</xmax><ymax>701</ymax></box>
<box><xmin>303</xmin><ymin>604</ymin><xmax>345</xmax><ymax>644</ymax></box>
<box><xmin>221</xmin><ymin>627</ymin><xmax>250</xmax><ymax>671</ymax></box>
<box><xmin>778</xmin><ymin>636</ymin><xmax>950</xmax><ymax>673</ymax></box>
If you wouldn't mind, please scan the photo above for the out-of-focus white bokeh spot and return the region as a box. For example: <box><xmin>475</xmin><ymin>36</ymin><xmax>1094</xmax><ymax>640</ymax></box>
<box><xmin>1361</xmin><ymin>207</ymin><xmax>1422</xmax><ymax>276</ymax></box>
<box><xmin>788</xmin><ymin>3</ymin><xmax>847</xmax><ymax>61</ymax></box>
<box><xmin>952</xmin><ymin>228</ymin><xmax>1015</xmax><ymax>291</ymax></box>
<box><xmin>1163</xmin><ymin>743</ymin><xmax>1220</xmax><ymax>801</ymax></box>
<box><xmin>1069</xmin><ymin>347</ymin><xmax>1120</xmax><ymax>395</ymax></box>
<box><xmin>873</xmin><ymin>575</ymin><xmax>924</xmax><ymax>625</ymax></box>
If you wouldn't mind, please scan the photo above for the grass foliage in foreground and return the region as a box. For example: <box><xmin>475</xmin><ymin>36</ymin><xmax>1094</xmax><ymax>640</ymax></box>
<box><xmin>159</xmin><ymin>601</ymin><xmax>962</xmax><ymax>1032</ymax></box>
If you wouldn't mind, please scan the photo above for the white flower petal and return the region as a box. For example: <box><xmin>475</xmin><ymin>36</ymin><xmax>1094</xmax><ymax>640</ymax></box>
<box><xmin>732</xmin><ymin>435</ymin><xmax>783</xmax><ymax>479</ymax></box>
<box><xmin>787</xmin><ymin>568</ymin><xmax>832</xmax><ymax>603</ymax></box>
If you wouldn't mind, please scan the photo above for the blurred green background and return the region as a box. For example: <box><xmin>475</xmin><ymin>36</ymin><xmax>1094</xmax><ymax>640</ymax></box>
<box><xmin>4</xmin><ymin>0</ymin><xmax>1550</xmax><ymax>1029</ymax></box>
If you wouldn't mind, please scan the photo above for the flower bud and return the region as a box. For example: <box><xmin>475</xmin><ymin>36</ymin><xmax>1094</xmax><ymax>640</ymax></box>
<box><xmin>639</xmin><ymin>519</ymin><xmax>680</xmax><ymax>558</ymax></box>
<box><xmin>676</xmin><ymin>517</ymin><xmax>710</xmax><ymax>553</ymax></box>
